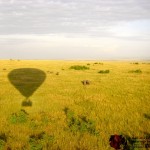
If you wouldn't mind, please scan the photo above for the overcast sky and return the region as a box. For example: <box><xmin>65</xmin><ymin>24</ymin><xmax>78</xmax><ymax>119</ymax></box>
<box><xmin>0</xmin><ymin>0</ymin><xmax>150</xmax><ymax>60</ymax></box>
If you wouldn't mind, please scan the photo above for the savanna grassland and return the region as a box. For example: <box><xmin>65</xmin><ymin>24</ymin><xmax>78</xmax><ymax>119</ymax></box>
<box><xmin>0</xmin><ymin>60</ymin><xmax>150</xmax><ymax>150</ymax></box>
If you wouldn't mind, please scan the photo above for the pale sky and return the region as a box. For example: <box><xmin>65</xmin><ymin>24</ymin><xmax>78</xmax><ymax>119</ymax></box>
<box><xmin>0</xmin><ymin>0</ymin><xmax>150</xmax><ymax>60</ymax></box>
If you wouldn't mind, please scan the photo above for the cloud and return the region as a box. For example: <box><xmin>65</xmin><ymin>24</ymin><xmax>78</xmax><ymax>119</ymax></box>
<box><xmin>0</xmin><ymin>0</ymin><xmax>150</xmax><ymax>39</ymax></box>
<box><xmin>0</xmin><ymin>33</ymin><xmax>149</xmax><ymax>60</ymax></box>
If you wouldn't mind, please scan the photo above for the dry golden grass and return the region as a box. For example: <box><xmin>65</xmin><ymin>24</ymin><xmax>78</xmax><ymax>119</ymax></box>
<box><xmin>0</xmin><ymin>60</ymin><xmax>150</xmax><ymax>150</ymax></box>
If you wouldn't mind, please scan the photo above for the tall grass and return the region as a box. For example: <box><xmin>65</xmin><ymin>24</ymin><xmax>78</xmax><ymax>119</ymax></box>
<box><xmin>0</xmin><ymin>60</ymin><xmax>149</xmax><ymax>150</ymax></box>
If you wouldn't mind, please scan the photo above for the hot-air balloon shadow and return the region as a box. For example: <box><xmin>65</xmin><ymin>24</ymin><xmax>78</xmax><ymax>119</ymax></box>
<box><xmin>8</xmin><ymin>68</ymin><xmax>46</xmax><ymax>107</ymax></box>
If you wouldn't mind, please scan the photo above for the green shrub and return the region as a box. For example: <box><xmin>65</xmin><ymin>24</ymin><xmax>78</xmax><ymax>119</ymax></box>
<box><xmin>0</xmin><ymin>140</ymin><xmax>5</xmax><ymax>150</ymax></box>
<box><xmin>29</xmin><ymin>132</ymin><xmax>54</xmax><ymax>150</ymax></box>
<box><xmin>64</xmin><ymin>107</ymin><xmax>99</xmax><ymax>135</ymax></box>
<box><xmin>98</xmin><ymin>70</ymin><xmax>110</xmax><ymax>74</ymax></box>
<box><xmin>94</xmin><ymin>62</ymin><xmax>98</xmax><ymax>64</ymax></box>
<box><xmin>128</xmin><ymin>69</ymin><xmax>142</xmax><ymax>73</ymax></box>
<box><xmin>29</xmin><ymin>132</ymin><xmax>44</xmax><ymax>150</ymax></box>
<box><xmin>0</xmin><ymin>133</ymin><xmax>7</xmax><ymax>150</ymax></box>
<box><xmin>94</xmin><ymin>62</ymin><xmax>103</xmax><ymax>65</ymax></box>
<box><xmin>133</xmin><ymin>62</ymin><xmax>139</xmax><ymax>64</ymax></box>
<box><xmin>69</xmin><ymin>65</ymin><xmax>89</xmax><ymax>70</ymax></box>
<box><xmin>9</xmin><ymin>109</ymin><xmax>28</xmax><ymax>124</ymax></box>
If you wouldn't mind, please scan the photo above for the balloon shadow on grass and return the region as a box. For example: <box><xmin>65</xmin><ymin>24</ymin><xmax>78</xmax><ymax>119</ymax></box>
<box><xmin>8</xmin><ymin>68</ymin><xmax>46</xmax><ymax>107</ymax></box>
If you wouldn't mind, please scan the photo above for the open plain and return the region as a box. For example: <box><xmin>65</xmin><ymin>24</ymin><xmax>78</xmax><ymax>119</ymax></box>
<box><xmin>0</xmin><ymin>60</ymin><xmax>150</xmax><ymax>150</ymax></box>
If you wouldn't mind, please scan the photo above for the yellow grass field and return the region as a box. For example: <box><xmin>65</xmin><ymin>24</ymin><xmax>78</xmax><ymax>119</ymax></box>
<box><xmin>0</xmin><ymin>60</ymin><xmax>150</xmax><ymax>150</ymax></box>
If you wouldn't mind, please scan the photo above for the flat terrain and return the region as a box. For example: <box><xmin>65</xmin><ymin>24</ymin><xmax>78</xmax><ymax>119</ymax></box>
<box><xmin>0</xmin><ymin>60</ymin><xmax>150</xmax><ymax>150</ymax></box>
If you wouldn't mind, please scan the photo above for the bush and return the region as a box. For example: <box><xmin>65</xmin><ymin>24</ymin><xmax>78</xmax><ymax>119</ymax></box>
<box><xmin>69</xmin><ymin>65</ymin><xmax>89</xmax><ymax>70</ymax></box>
<box><xmin>98</xmin><ymin>70</ymin><xmax>110</xmax><ymax>74</ymax></box>
<box><xmin>64</xmin><ymin>107</ymin><xmax>99</xmax><ymax>135</ymax></box>
<box><xmin>9</xmin><ymin>109</ymin><xmax>28</xmax><ymax>124</ymax></box>
<box><xmin>0</xmin><ymin>133</ymin><xmax>7</xmax><ymax>150</ymax></box>
<box><xmin>94</xmin><ymin>62</ymin><xmax>103</xmax><ymax>65</ymax></box>
<box><xmin>133</xmin><ymin>62</ymin><xmax>139</xmax><ymax>64</ymax></box>
<box><xmin>29</xmin><ymin>132</ymin><xmax>54</xmax><ymax>150</ymax></box>
<box><xmin>128</xmin><ymin>69</ymin><xmax>142</xmax><ymax>73</ymax></box>
<box><xmin>94</xmin><ymin>62</ymin><xmax>98</xmax><ymax>64</ymax></box>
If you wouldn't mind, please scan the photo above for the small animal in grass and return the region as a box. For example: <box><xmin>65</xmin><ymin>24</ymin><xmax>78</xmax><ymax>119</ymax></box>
<box><xmin>56</xmin><ymin>72</ymin><xmax>59</xmax><ymax>75</ymax></box>
<box><xmin>109</xmin><ymin>135</ymin><xmax>127</xmax><ymax>150</ymax></box>
<box><xmin>81</xmin><ymin>80</ymin><xmax>90</xmax><ymax>85</ymax></box>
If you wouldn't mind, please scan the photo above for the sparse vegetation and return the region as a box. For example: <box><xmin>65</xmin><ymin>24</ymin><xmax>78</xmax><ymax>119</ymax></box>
<box><xmin>133</xmin><ymin>62</ymin><xmax>139</xmax><ymax>64</ymax></box>
<box><xmin>0</xmin><ymin>60</ymin><xmax>149</xmax><ymax>149</ymax></box>
<box><xmin>9</xmin><ymin>109</ymin><xmax>28</xmax><ymax>124</ymax></box>
<box><xmin>94</xmin><ymin>62</ymin><xmax>103</xmax><ymax>65</ymax></box>
<box><xmin>98</xmin><ymin>70</ymin><xmax>110</xmax><ymax>74</ymax></box>
<box><xmin>29</xmin><ymin>132</ymin><xmax>54</xmax><ymax>150</ymax></box>
<box><xmin>94</xmin><ymin>62</ymin><xmax>98</xmax><ymax>64</ymax></box>
<box><xmin>64</xmin><ymin>108</ymin><xmax>99</xmax><ymax>135</ymax></box>
<box><xmin>47</xmin><ymin>71</ymin><xmax>53</xmax><ymax>74</ymax></box>
<box><xmin>56</xmin><ymin>72</ymin><xmax>59</xmax><ymax>75</ymax></box>
<box><xmin>70</xmin><ymin>65</ymin><xmax>89</xmax><ymax>70</ymax></box>
<box><xmin>128</xmin><ymin>69</ymin><xmax>142</xmax><ymax>73</ymax></box>
<box><xmin>0</xmin><ymin>133</ymin><xmax>7</xmax><ymax>150</ymax></box>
